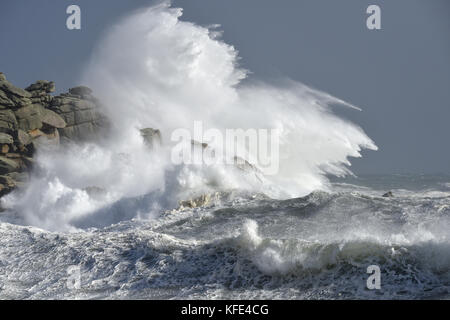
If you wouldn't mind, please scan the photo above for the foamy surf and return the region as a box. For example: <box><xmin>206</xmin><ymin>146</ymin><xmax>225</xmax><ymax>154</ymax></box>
<box><xmin>0</xmin><ymin>181</ymin><xmax>449</xmax><ymax>299</ymax></box>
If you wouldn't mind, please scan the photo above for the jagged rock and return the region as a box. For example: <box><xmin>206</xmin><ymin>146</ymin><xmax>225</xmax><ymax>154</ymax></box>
<box><xmin>0</xmin><ymin>156</ymin><xmax>20</xmax><ymax>174</ymax></box>
<box><xmin>59</xmin><ymin>122</ymin><xmax>91</xmax><ymax>140</ymax></box>
<box><xmin>0</xmin><ymin>79</ymin><xmax>31</xmax><ymax>98</ymax></box>
<box><xmin>50</xmin><ymin>88</ymin><xmax>108</xmax><ymax>142</ymax></box>
<box><xmin>30</xmin><ymin>95</ymin><xmax>53</xmax><ymax>105</ymax></box>
<box><xmin>0</xmin><ymin>184</ymin><xmax>11</xmax><ymax>197</ymax></box>
<box><xmin>32</xmin><ymin>130</ymin><xmax>60</xmax><ymax>150</ymax></box>
<box><xmin>8</xmin><ymin>96</ymin><xmax>32</xmax><ymax>108</ymax></box>
<box><xmin>0</xmin><ymin>132</ymin><xmax>14</xmax><ymax>155</ymax></box>
<box><xmin>50</xmin><ymin>96</ymin><xmax>78</xmax><ymax>107</ymax></box>
<box><xmin>40</xmin><ymin>108</ymin><xmax>66</xmax><ymax>128</ymax></box>
<box><xmin>15</xmin><ymin>104</ymin><xmax>44</xmax><ymax>131</ymax></box>
<box><xmin>25</xmin><ymin>80</ymin><xmax>55</xmax><ymax>94</ymax></box>
<box><xmin>53</xmin><ymin>104</ymin><xmax>73</xmax><ymax>114</ymax></box>
<box><xmin>382</xmin><ymin>191</ymin><xmax>394</xmax><ymax>198</ymax></box>
<box><xmin>14</xmin><ymin>104</ymin><xmax>65</xmax><ymax>132</ymax></box>
<box><xmin>17</xmin><ymin>129</ymin><xmax>32</xmax><ymax>145</ymax></box>
<box><xmin>58</xmin><ymin>111</ymin><xmax>75</xmax><ymax>126</ymax></box>
<box><xmin>74</xmin><ymin>109</ymin><xmax>97</xmax><ymax>124</ymax></box>
<box><xmin>0</xmin><ymin>78</ymin><xmax>33</xmax><ymax>108</ymax></box>
<box><xmin>0</xmin><ymin>174</ymin><xmax>16</xmax><ymax>196</ymax></box>
<box><xmin>79</xmin><ymin>94</ymin><xmax>97</xmax><ymax>103</ymax></box>
<box><xmin>0</xmin><ymin>74</ymin><xmax>111</xmax><ymax>197</ymax></box>
<box><xmin>141</xmin><ymin>128</ymin><xmax>161</xmax><ymax>148</ymax></box>
<box><xmin>0</xmin><ymin>174</ymin><xmax>17</xmax><ymax>188</ymax></box>
<box><xmin>0</xmin><ymin>89</ymin><xmax>14</xmax><ymax>108</ymax></box>
<box><xmin>28</xmin><ymin>128</ymin><xmax>45</xmax><ymax>139</ymax></box>
<box><xmin>233</xmin><ymin>156</ymin><xmax>262</xmax><ymax>176</ymax></box>
<box><xmin>27</xmin><ymin>126</ymin><xmax>60</xmax><ymax>146</ymax></box>
<box><xmin>71</xmin><ymin>100</ymin><xmax>96</xmax><ymax>110</ymax></box>
<box><xmin>191</xmin><ymin>139</ymin><xmax>208</xmax><ymax>149</ymax></box>
<box><xmin>61</xmin><ymin>119</ymin><xmax>107</xmax><ymax>141</ymax></box>
<box><xmin>0</xmin><ymin>132</ymin><xmax>13</xmax><ymax>144</ymax></box>
<box><xmin>179</xmin><ymin>193</ymin><xmax>218</xmax><ymax>209</ymax></box>
<box><xmin>0</xmin><ymin>172</ymin><xmax>28</xmax><ymax>196</ymax></box>
<box><xmin>69</xmin><ymin>86</ymin><xmax>92</xmax><ymax>97</ymax></box>
<box><xmin>176</xmin><ymin>191</ymin><xmax>250</xmax><ymax>211</ymax></box>
<box><xmin>6</xmin><ymin>171</ymin><xmax>28</xmax><ymax>183</ymax></box>
<box><xmin>0</xmin><ymin>110</ymin><xmax>18</xmax><ymax>133</ymax></box>
<box><xmin>5</xmin><ymin>153</ymin><xmax>21</xmax><ymax>159</ymax></box>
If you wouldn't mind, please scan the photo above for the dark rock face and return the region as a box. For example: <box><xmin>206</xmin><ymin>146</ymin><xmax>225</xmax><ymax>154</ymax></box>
<box><xmin>140</xmin><ymin>128</ymin><xmax>161</xmax><ymax>149</ymax></box>
<box><xmin>69</xmin><ymin>86</ymin><xmax>93</xmax><ymax>97</ymax></box>
<box><xmin>0</xmin><ymin>72</ymin><xmax>109</xmax><ymax>197</ymax></box>
<box><xmin>382</xmin><ymin>191</ymin><xmax>394</xmax><ymax>198</ymax></box>
<box><xmin>0</xmin><ymin>110</ymin><xmax>18</xmax><ymax>133</ymax></box>
<box><xmin>50</xmin><ymin>93</ymin><xmax>108</xmax><ymax>141</ymax></box>
<box><xmin>26</xmin><ymin>80</ymin><xmax>55</xmax><ymax>94</ymax></box>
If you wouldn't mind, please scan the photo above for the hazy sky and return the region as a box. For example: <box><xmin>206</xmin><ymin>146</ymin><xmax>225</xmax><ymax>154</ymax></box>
<box><xmin>1</xmin><ymin>0</ymin><xmax>449</xmax><ymax>174</ymax></box>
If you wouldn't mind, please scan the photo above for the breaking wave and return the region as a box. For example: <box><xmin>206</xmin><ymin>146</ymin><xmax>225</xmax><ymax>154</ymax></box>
<box><xmin>1</xmin><ymin>1</ymin><xmax>376</xmax><ymax>231</ymax></box>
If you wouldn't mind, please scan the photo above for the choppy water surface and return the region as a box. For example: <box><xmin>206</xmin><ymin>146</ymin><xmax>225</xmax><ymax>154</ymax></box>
<box><xmin>1</xmin><ymin>175</ymin><xmax>449</xmax><ymax>299</ymax></box>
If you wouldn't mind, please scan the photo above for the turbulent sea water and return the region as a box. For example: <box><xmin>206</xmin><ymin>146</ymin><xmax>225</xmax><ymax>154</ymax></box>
<box><xmin>0</xmin><ymin>174</ymin><xmax>449</xmax><ymax>299</ymax></box>
<box><xmin>1</xmin><ymin>3</ymin><xmax>448</xmax><ymax>299</ymax></box>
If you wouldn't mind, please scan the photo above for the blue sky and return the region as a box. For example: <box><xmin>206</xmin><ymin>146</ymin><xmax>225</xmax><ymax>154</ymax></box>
<box><xmin>1</xmin><ymin>0</ymin><xmax>449</xmax><ymax>174</ymax></box>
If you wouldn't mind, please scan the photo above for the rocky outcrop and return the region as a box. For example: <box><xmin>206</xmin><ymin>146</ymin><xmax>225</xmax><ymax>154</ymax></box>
<box><xmin>49</xmin><ymin>87</ymin><xmax>108</xmax><ymax>142</ymax></box>
<box><xmin>175</xmin><ymin>190</ymin><xmax>269</xmax><ymax>211</ymax></box>
<box><xmin>140</xmin><ymin>128</ymin><xmax>161</xmax><ymax>149</ymax></box>
<box><xmin>178</xmin><ymin>193</ymin><xmax>219</xmax><ymax>209</ymax></box>
<box><xmin>0</xmin><ymin>72</ymin><xmax>267</xmax><ymax>200</ymax></box>
<box><xmin>382</xmin><ymin>191</ymin><xmax>394</xmax><ymax>198</ymax></box>
<box><xmin>0</xmin><ymin>72</ymin><xmax>109</xmax><ymax>197</ymax></box>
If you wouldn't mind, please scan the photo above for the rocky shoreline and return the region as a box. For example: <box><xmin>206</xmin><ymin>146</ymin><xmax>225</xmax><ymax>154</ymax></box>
<box><xmin>0</xmin><ymin>72</ymin><xmax>108</xmax><ymax>197</ymax></box>
<box><xmin>0</xmin><ymin>73</ymin><xmax>254</xmax><ymax>206</ymax></box>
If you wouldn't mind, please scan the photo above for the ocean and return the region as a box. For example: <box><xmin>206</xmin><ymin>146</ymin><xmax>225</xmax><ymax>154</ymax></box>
<box><xmin>0</xmin><ymin>174</ymin><xmax>449</xmax><ymax>299</ymax></box>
